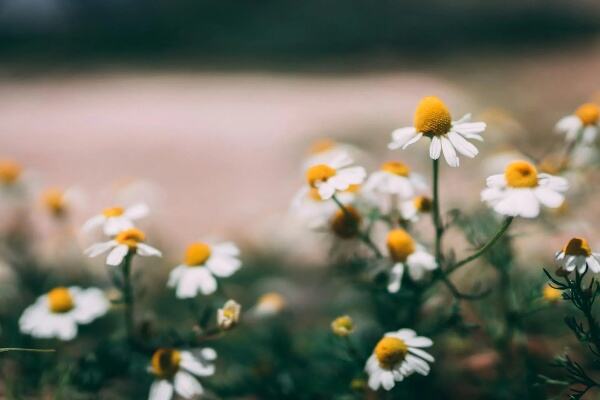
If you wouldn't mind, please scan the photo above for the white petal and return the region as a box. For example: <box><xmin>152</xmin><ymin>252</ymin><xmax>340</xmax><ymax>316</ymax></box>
<box><xmin>167</xmin><ymin>265</ymin><xmax>186</xmax><ymax>287</ymax></box>
<box><xmin>447</xmin><ymin>131</ymin><xmax>478</xmax><ymax>158</ymax></box>
<box><xmin>173</xmin><ymin>371</ymin><xmax>203</xmax><ymax>399</ymax></box>
<box><xmin>82</xmin><ymin>215</ymin><xmax>105</xmax><ymax>232</ymax></box>
<box><xmin>408</xmin><ymin>347</ymin><xmax>435</xmax><ymax>362</ymax></box>
<box><xmin>387</xmin><ymin>263</ymin><xmax>404</xmax><ymax>293</ymax></box>
<box><xmin>405</xmin><ymin>336</ymin><xmax>433</xmax><ymax>348</ymax></box>
<box><xmin>206</xmin><ymin>256</ymin><xmax>241</xmax><ymax>277</ymax></box>
<box><xmin>149</xmin><ymin>380</ymin><xmax>174</xmax><ymax>400</ymax></box>
<box><xmin>106</xmin><ymin>245</ymin><xmax>129</xmax><ymax>266</ymax></box>
<box><xmin>125</xmin><ymin>203</ymin><xmax>149</xmax><ymax>220</ymax></box>
<box><xmin>389</xmin><ymin>127</ymin><xmax>418</xmax><ymax>149</ymax></box>
<box><xmin>380</xmin><ymin>370</ymin><xmax>396</xmax><ymax>391</ymax></box>
<box><xmin>180</xmin><ymin>351</ymin><xmax>215</xmax><ymax>377</ymax></box>
<box><xmin>440</xmin><ymin>136</ymin><xmax>459</xmax><ymax>167</ymax></box>
<box><xmin>429</xmin><ymin>136</ymin><xmax>441</xmax><ymax>159</ymax></box>
<box><xmin>212</xmin><ymin>242</ymin><xmax>240</xmax><ymax>257</ymax></box>
<box><xmin>137</xmin><ymin>243</ymin><xmax>162</xmax><ymax>257</ymax></box>
<box><xmin>486</xmin><ymin>174</ymin><xmax>507</xmax><ymax>188</ymax></box>
<box><xmin>71</xmin><ymin>288</ymin><xmax>110</xmax><ymax>324</ymax></box>
<box><xmin>104</xmin><ymin>217</ymin><xmax>134</xmax><ymax>236</ymax></box>
<box><xmin>582</xmin><ymin>126</ymin><xmax>598</xmax><ymax>145</ymax></box>
<box><xmin>401</xmin><ymin>132</ymin><xmax>424</xmax><ymax>149</ymax></box>
<box><xmin>534</xmin><ymin>187</ymin><xmax>564</xmax><ymax>208</ymax></box>
<box><xmin>453</xmin><ymin>120</ymin><xmax>486</xmax><ymax>135</ymax></box>
<box><xmin>84</xmin><ymin>241</ymin><xmax>116</xmax><ymax>258</ymax></box>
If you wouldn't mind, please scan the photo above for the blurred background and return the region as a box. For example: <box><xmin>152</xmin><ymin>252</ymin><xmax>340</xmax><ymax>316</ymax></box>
<box><xmin>0</xmin><ymin>0</ymin><xmax>599</xmax><ymax>246</ymax></box>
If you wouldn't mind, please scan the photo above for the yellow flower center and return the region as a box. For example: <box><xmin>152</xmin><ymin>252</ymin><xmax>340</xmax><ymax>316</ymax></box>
<box><xmin>151</xmin><ymin>348</ymin><xmax>181</xmax><ymax>378</ymax></box>
<box><xmin>542</xmin><ymin>284</ymin><xmax>562</xmax><ymax>303</ymax></box>
<box><xmin>47</xmin><ymin>287</ymin><xmax>75</xmax><ymax>313</ymax></box>
<box><xmin>308</xmin><ymin>188</ymin><xmax>324</xmax><ymax>201</ymax></box>
<box><xmin>331</xmin><ymin>315</ymin><xmax>354</xmax><ymax>336</ymax></box>
<box><xmin>330</xmin><ymin>206</ymin><xmax>362</xmax><ymax>239</ymax></box>
<box><xmin>184</xmin><ymin>242</ymin><xmax>212</xmax><ymax>266</ymax></box>
<box><xmin>413</xmin><ymin>196</ymin><xmax>432</xmax><ymax>213</ymax></box>
<box><xmin>575</xmin><ymin>103</ymin><xmax>600</xmax><ymax>126</ymax></box>
<box><xmin>381</xmin><ymin>161</ymin><xmax>411</xmax><ymax>177</ymax></box>
<box><xmin>258</xmin><ymin>292</ymin><xmax>286</xmax><ymax>312</ymax></box>
<box><xmin>0</xmin><ymin>160</ymin><xmax>22</xmax><ymax>185</ymax></box>
<box><xmin>375</xmin><ymin>337</ymin><xmax>408</xmax><ymax>369</ymax></box>
<box><xmin>42</xmin><ymin>188</ymin><xmax>66</xmax><ymax>216</ymax></box>
<box><xmin>414</xmin><ymin>96</ymin><xmax>452</xmax><ymax>136</ymax></box>
<box><xmin>387</xmin><ymin>229</ymin><xmax>415</xmax><ymax>262</ymax></box>
<box><xmin>345</xmin><ymin>184</ymin><xmax>361</xmax><ymax>193</ymax></box>
<box><xmin>504</xmin><ymin>161</ymin><xmax>538</xmax><ymax>188</ymax></box>
<box><xmin>563</xmin><ymin>237</ymin><xmax>592</xmax><ymax>257</ymax></box>
<box><xmin>103</xmin><ymin>206</ymin><xmax>125</xmax><ymax>218</ymax></box>
<box><xmin>115</xmin><ymin>228</ymin><xmax>146</xmax><ymax>249</ymax></box>
<box><xmin>306</xmin><ymin>164</ymin><xmax>336</xmax><ymax>188</ymax></box>
<box><xmin>309</xmin><ymin>138</ymin><xmax>336</xmax><ymax>154</ymax></box>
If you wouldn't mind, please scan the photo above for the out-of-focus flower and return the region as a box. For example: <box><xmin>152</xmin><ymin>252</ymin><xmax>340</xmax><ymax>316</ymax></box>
<box><xmin>329</xmin><ymin>205</ymin><xmax>362</xmax><ymax>239</ymax></box>
<box><xmin>303</xmin><ymin>138</ymin><xmax>366</xmax><ymax>170</ymax></box>
<box><xmin>542</xmin><ymin>284</ymin><xmax>562</xmax><ymax>303</ymax></box>
<box><xmin>254</xmin><ymin>292</ymin><xmax>286</xmax><ymax>316</ymax></box>
<box><xmin>304</xmin><ymin>153</ymin><xmax>366</xmax><ymax>200</ymax></box>
<box><xmin>40</xmin><ymin>187</ymin><xmax>83</xmax><ymax>218</ymax></box>
<box><xmin>19</xmin><ymin>287</ymin><xmax>109</xmax><ymax>341</ymax></box>
<box><xmin>84</xmin><ymin>228</ymin><xmax>162</xmax><ymax>266</ymax></box>
<box><xmin>331</xmin><ymin>315</ymin><xmax>354</xmax><ymax>336</ymax></box>
<box><xmin>365</xmin><ymin>329</ymin><xmax>434</xmax><ymax>391</ymax></box>
<box><xmin>398</xmin><ymin>195</ymin><xmax>432</xmax><ymax>222</ymax></box>
<box><xmin>555</xmin><ymin>103</ymin><xmax>600</xmax><ymax>144</ymax></box>
<box><xmin>0</xmin><ymin>159</ymin><xmax>22</xmax><ymax>186</ymax></box>
<box><xmin>291</xmin><ymin>186</ymin><xmax>356</xmax><ymax>229</ymax></box>
<box><xmin>555</xmin><ymin>237</ymin><xmax>600</xmax><ymax>274</ymax></box>
<box><xmin>82</xmin><ymin>203</ymin><xmax>149</xmax><ymax>236</ymax></box>
<box><xmin>148</xmin><ymin>348</ymin><xmax>216</xmax><ymax>400</ymax></box>
<box><xmin>168</xmin><ymin>241</ymin><xmax>241</xmax><ymax>298</ymax></box>
<box><xmin>386</xmin><ymin>229</ymin><xmax>437</xmax><ymax>293</ymax></box>
<box><xmin>388</xmin><ymin>96</ymin><xmax>486</xmax><ymax>168</ymax></box>
<box><xmin>481</xmin><ymin>160</ymin><xmax>568</xmax><ymax>218</ymax></box>
<box><xmin>217</xmin><ymin>299</ymin><xmax>241</xmax><ymax>330</ymax></box>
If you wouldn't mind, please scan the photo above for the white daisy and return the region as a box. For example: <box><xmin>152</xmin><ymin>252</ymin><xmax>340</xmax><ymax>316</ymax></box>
<box><xmin>481</xmin><ymin>160</ymin><xmax>568</xmax><ymax>218</ymax></box>
<box><xmin>385</xmin><ymin>229</ymin><xmax>437</xmax><ymax>293</ymax></box>
<box><xmin>291</xmin><ymin>185</ymin><xmax>357</xmax><ymax>230</ymax></box>
<box><xmin>19</xmin><ymin>287</ymin><xmax>109</xmax><ymax>341</ymax></box>
<box><xmin>365</xmin><ymin>329</ymin><xmax>434</xmax><ymax>391</ymax></box>
<box><xmin>303</xmin><ymin>138</ymin><xmax>364</xmax><ymax>170</ymax></box>
<box><xmin>304</xmin><ymin>153</ymin><xmax>366</xmax><ymax>200</ymax></box>
<box><xmin>388</xmin><ymin>96</ymin><xmax>486</xmax><ymax>168</ymax></box>
<box><xmin>84</xmin><ymin>227</ymin><xmax>162</xmax><ymax>266</ymax></box>
<box><xmin>148</xmin><ymin>347</ymin><xmax>216</xmax><ymax>400</ymax></box>
<box><xmin>555</xmin><ymin>103</ymin><xmax>600</xmax><ymax>145</ymax></box>
<box><xmin>82</xmin><ymin>203</ymin><xmax>149</xmax><ymax>236</ymax></box>
<box><xmin>40</xmin><ymin>186</ymin><xmax>83</xmax><ymax>218</ymax></box>
<box><xmin>555</xmin><ymin>237</ymin><xmax>600</xmax><ymax>274</ymax></box>
<box><xmin>168</xmin><ymin>241</ymin><xmax>241</xmax><ymax>298</ymax></box>
<box><xmin>217</xmin><ymin>299</ymin><xmax>241</xmax><ymax>330</ymax></box>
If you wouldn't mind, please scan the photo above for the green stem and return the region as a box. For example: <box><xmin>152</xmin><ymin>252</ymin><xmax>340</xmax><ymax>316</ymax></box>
<box><xmin>122</xmin><ymin>252</ymin><xmax>135</xmax><ymax>343</ymax></box>
<box><xmin>432</xmin><ymin>158</ymin><xmax>443</xmax><ymax>263</ymax></box>
<box><xmin>331</xmin><ymin>194</ymin><xmax>382</xmax><ymax>258</ymax></box>
<box><xmin>447</xmin><ymin>216</ymin><xmax>514</xmax><ymax>275</ymax></box>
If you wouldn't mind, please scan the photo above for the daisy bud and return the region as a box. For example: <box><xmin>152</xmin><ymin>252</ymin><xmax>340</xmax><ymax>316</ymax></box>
<box><xmin>217</xmin><ymin>300</ymin><xmax>241</xmax><ymax>331</ymax></box>
<box><xmin>331</xmin><ymin>315</ymin><xmax>354</xmax><ymax>337</ymax></box>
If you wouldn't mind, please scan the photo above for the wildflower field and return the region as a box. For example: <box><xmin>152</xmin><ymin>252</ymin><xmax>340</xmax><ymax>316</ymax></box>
<box><xmin>1</xmin><ymin>2</ymin><xmax>600</xmax><ymax>399</ymax></box>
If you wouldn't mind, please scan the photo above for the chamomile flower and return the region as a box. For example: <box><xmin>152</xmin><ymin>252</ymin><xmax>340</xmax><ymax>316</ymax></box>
<box><xmin>304</xmin><ymin>153</ymin><xmax>366</xmax><ymax>200</ymax></box>
<box><xmin>556</xmin><ymin>103</ymin><xmax>600</xmax><ymax>144</ymax></box>
<box><xmin>303</xmin><ymin>138</ymin><xmax>364</xmax><ymax>170</ymax></box>
<box><xmin>363</xmin><ymin>161</ymin><xmax>428</xmax><ymax>214</ymax></box>
<box><xmin>84</xmin><ymin>228</ymin><xmax>162</xmax><ymax>266</ymax></box>
<box><xmin>83</xmin><ymin>203</ymin><xmax>149</xmax><ymax>236</ymax></box>
<box><xmin>217</xmin><ymin>299</ymin><xmax>241</xmax><ymax>330</ymax></box>
<box><xmin>481</xmin><ymin>160</ymin><xmax>568</xmax><ymax>218</ymax></box>
<box><xmin>19</xmin><ymin>287</ymin><xmax>109</xmax><ymax>341</ymax></box>
<box><xmin>148</xmin><ymin>348</ymin><xmax>216</xmax><ymax>400</ymax></box>
<box><xmin>388</xmin><ymin>96</ymin><xmax>486</xmax><ymax>167</ymax></box>
<box><xmin>0</xmin><ymin>159</ymin><xmax>22</xmax><ymax>186</ymax></box>
<box><xmin>291</xmin><ymin>185</ymin><xmax>357</xmax><ymax>229</ymax></box>
<box><xmin>331</xmin><ymin>315</ymin><xmax>354</xmax><ymax>336</ymax></box>
<box><xmin>386</xmin><ymin>229</ymin><xmax>437</xmax><ymax>293</ymax></box>
<box><xmin>40</xmin><ymin>187</ymin><xmax>82</xmax><ymax>218</ymax></box>
<box><xmin>365</xmin><ymin>329</ymin><xmax>434</xmax><ymax>391</ymax></box>
<box><xmin>168</xmin><ymin>241</ymin><xmax>241</xmax><ymax>298</ymax></box>
<box><xmin>555</xmin><ymin>237</ymin><xmax>600</xmax><ymax>274</ymax></box>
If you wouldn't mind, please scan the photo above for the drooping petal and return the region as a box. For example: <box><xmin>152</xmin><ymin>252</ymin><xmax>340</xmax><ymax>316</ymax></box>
<box><xmin>106</xmin><ymin>245</ymin><xmax>129</xmax><ymax>266</ymax></box>
<box><xmin>440</xmin><ymin>136</ymin><xmax>459</xmax><ymax>167</ymax></box>
<box><xmin>429</xmin><ymin>136</ymin><xmax>442</xmax><ymax>160</ymax></box>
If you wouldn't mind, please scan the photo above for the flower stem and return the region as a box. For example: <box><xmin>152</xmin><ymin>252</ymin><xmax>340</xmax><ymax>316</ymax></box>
<box><xmin>432</xmin><ymin>158</ymin><xmax>443</xmax><ymax>263</ymax></box>
<box><xmin>122</xmin><ymin>252</ymin><xmax>135</xmax><ymax>343</ymax></box>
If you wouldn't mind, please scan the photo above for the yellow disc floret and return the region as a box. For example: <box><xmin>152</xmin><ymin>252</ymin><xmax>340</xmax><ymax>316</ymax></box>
<box><xmin>575</xmin><ymin>103</ymin><xmax>600</xmax><ymax>126</ymax></box>
<box><xmin>504</xmin><ymin>161</ymin><xmax>538</xmax><ymax>188</ymax></box>
<box><xmin>115</xmin><ymin>228</ymin><xmax>146</xmax><ymax>249</ymax></box>
<box><xmin>375</xmin><ymin>336</ymin><xmax>408</xmax><ymax>369</ymax></box>
<box><xmin>151</xmin><ymin>348</ymin><xmax>182</xmax><ymax>378</ymax></box>
<box><xmin>0</xmin><ymin>160</ymin><xmax>21</xmax><ymax>185</ymax></box>
<box><xmin>542</xmin><ymin>284</ymin><xmax>562</xmax><ymax>303</ymax></box>
<box><xmin>42</xmin><ymin>188</ymin><xmax>66</xmax><ymax>216</ymax></box>
<box><xmin>184</xmin><ymin>242</ymin><xmax>212</xmax><ymax>266</ymax></box>
<box><xmin>48</xmin><ymin>287</ymin><xmax>75</xmax><ymax>313</ymax></box>
<box><xmin>309</xmin><ymin>138</ymin><xmax>336</xmax><ymax>154</ymax></box>
<box><xmin>381</xmin><ymin>161</ymin><xmax>411</xmax><ymax>177</ymax></box>
<box><xmin>414</xmin><ymin>96</ymin><xmax>452</xmax><ymax>136</ymax></box>
<box><xmin>387</xmin><ymin>229</ymin><xmax>416</xmax><ymax>262</ymax></box>
<box><xmin>563</xmin><ymin>237</ymin><xmax>592</xmax><ymax>257</ymax></box>
<box><xmin>331</xmin><ymin>315</ymin><xmax>354</xmax><ymax>336</ymax></box>
<box><xmin>413</xmin><ymin>196</ymin><xmax>432</xmax><ymax>213</ymax></box>
<box><xmin>306</xmin><ymin>164</ymin><xmax>336</xmax><ymax>188</ymax></box>
<box><xmin>330</xmin><ymin>206</ymin><xmax>362</xmax><ymax>239</ymax></box>
<box><xmin>103</xmin><ymin>206</ymin><xmax>125</xmax><ymax>218</ymax></box>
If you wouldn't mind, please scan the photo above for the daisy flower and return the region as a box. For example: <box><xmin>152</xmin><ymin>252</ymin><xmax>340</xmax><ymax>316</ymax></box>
<box><xmin>555</xmin><ymin>237</ymin><xmax>600</xmax><ymax>274</ymax></box>
<box><xmin>19</xmin><ymin>287</ymin><xmax>109</xmax><ymax>341</ymax></box>
<box><xmin>363</xmin><ymin>161</ymin><xmax>428</xmax><ymax>214</ymax></box>
<box><xmin>386</xmin><ymin>229</ymin><xmax>437</xmax><ymax>293</ymax></box>
<box><xmin>556</xmin><ymin>103</ymin><xmax>599</xmax><ymax>144</ymax></box>
<box><xmin>305</xmin><ymin>153</ymin><xmax>366</xmax><ymax>200</ymax></box>
<box><xmin>291</xmin><ymin>185</ymin><xmax>357</xmax><ymax>229</ymax></box>
<box><xmin>84</xmin><ymin>227</ymin><xmax>162</xmax><ymax>266</ymax></box>
<box><xmin>388</xmin><ymin>96</ymin><xmax>486</xmax><ymax>167</ymax></box>
<box><xmin>481</xmin><ymin>160</ymin><xmax>568</xmax><ymax>218</ymax></box>
<box><xmin>40</xmin><ymin>187</ymin><xmax>82</xmax><ymax>218</ymax></box>
<box><xmin>303</xmin><ymin>138</ymin><xmax>364</xmax><ymax>170</ymax></box>
<box><xmin>217</xmin><ymin>299</ymin><xmax>241</xmax><ymax>330</ymax></box>
<box><xmin>82</xmin><ymin>203</ymin><xmax>149</xmax><ymax>236</ymax></box>
<box><xmin>0</xmin><ymin>159</ymin><xmax>22</xmax><ymax>186</ymax></box>
<box><xmin>168</xmin><ymin>241</ymin><xmax>241</xmax><ymax>298</ymax></box>
<box><xmin>365</xmin><ymin>329</ymin><xmax>434</xmax><ymax>391</ymax></box>
<box><xmin>148</xmin><ymin>347</ymin><xmax>216</xmax><ymax>400</ymax></box>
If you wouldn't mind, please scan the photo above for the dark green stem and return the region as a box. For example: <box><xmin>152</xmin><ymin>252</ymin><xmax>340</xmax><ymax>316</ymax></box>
<box><xmin>432</xmin><ymin>158</ymin><xmax>443</xmax><ymax>263</ymax></box>
<box><xmin>122</xmin><ymin>252</ymin><xmax>135</xmax><ymax>343</ymax></box>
